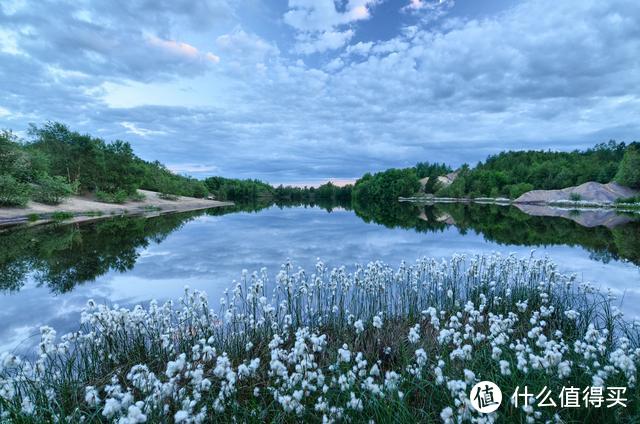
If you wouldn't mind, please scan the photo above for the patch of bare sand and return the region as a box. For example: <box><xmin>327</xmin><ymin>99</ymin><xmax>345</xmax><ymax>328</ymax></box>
<box><xmin>0</xmin><ymin>190</ymin><xmax>233</xmax><ymax>226</ymax></box>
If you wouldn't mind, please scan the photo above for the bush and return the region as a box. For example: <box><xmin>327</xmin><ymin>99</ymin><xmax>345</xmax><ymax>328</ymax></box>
<box><xmin>569</xmin><ymin>192</ymin><xmax>582</xmax><ymax>202</ymax></box>
<box><xmin>158</xmin><ymin>192</ymin><xmax>179</xmax><ymax>201</ymax></box>
<box><xmin>614</xmin><ymin>195</ymin><xmax>640</xmax><ymax>204</ymax></box>
<box><xmin>0</xmin><ymin>175</ymin><xmax>30</xmax><ymax>206</ymax></box>
<box><xmin>51</xmin><ymin>211</ymin><xmax>73</xmax><ymax>222</ymax></box>
<box><xmin>96</xmin><ymin>190</ymin><xmax>128</xmax><ymax>204</ymax></box>
<box><xmin>32</xmin><ymin>175</ymin><xmax>77</xmax><ymax>205</ymax></box>
<box><xmin>506</xmin><ymin>183</ymin><xmax>534</xmax><ymax>199</ymax></box>
<box><xmin>129</xmin><ymin>190</ymin><xmax>146</xmax><ymax>202</ymax></box>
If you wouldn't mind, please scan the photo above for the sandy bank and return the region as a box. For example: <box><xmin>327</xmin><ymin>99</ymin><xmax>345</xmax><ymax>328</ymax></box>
<box><xmin>514</xmin><ymin>182</ymin><xmax>638</xmax><ymax>204</ymax></box>
<box><xmin>0</xmin><ymin>190</ymin><xmax>233</xmax><ymax>228</ymax></box>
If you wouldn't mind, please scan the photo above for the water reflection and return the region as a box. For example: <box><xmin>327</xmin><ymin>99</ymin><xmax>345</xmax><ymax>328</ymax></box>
<box><xmin>0</xmin><ymin>201</ymin><xmax>638</xmax><ymax>352</ymax></box>
<box><xmin>354</xmin><ymin>202</ymin><xmax>640</xmax><ymax>265</ymax></box>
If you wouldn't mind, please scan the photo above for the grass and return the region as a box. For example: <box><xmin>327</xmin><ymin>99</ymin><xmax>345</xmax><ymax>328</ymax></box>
<box><xmin>50</xmin><ymin>211</ymin><xmax>74</xmax><ymax>222</ymax></box>
<box><xmin>158</xmin><ymin>192</ymin><xmax>179</xmax><ymax>201</ymax></box>
<box><xmin>84</xmin><ymin>211</ymin><xmax>104</xmax><ymax>217</ymax></box>
<box><xmin>0</xmin><ymin>254</ymin><xmax>638</xmax><ymax>423</ymax></box>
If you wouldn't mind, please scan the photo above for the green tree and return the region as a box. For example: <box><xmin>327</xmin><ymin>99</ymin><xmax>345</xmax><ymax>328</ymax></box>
<box><xmin>0</xmin><ymin>175</ymin><xmax>30</xmax><ymax>206</ymax></box>
<box><xmin>615</xmin><ymin>145</ymin><xmax>640</xmax><ymax>189</ymax></box>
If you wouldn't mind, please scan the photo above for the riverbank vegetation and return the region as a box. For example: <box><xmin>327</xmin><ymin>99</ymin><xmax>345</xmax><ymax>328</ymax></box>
<box><xmin>1</xmin><ymin>254</ymin><xmax>638</xmax><ymax>422</ymax></box>
<box><xmin>350</xmin><ymin>141</ymin><xmax>639</xmax><ymax>206</ymax></box>
<box><xmin>203</xmin><ymin>177</ymin><xmax>352</xmax><ymax>204</ymax></box>
<box><xmin>0</xmin><ymin>123</ymin><xmax>209</xmax><ymax>207</ymax></box>
<box><xmin>436</xmin><ymin>141</ymin><xmax>637</xmax><ymax>199</ymax></box>
<box><xmin>3</xmin><ymin>123</ymin><xmax>637</xmax><ymax>211</ymax></box>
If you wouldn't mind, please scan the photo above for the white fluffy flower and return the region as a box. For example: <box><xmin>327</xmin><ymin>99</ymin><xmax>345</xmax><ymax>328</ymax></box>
<box><xmin>373</xmin><ymin>315</ymin><xmax>383</xmax><ymax>329</ymax></box>
<box><xmin>408</xmin><ymin>324</ymin><xmax>421</xmax><ymax>344</ymax></box>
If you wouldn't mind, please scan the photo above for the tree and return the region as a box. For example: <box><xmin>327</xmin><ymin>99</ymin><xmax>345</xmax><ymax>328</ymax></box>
<box><xmin>0</xmin><ymin>175</ymin><xmax>30</xmax><ymax>206</ymax></box>
<box><xmin>615</xmin><ymin>145</ymin><xmax>640</xmax><ymax>189</ymax></box>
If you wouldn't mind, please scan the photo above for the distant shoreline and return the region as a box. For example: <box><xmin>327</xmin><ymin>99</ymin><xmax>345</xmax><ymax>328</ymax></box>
<box><xmin>0</xmin><ymin>189</ymin><xmax>234</xmax><ymax>229</ymax></box>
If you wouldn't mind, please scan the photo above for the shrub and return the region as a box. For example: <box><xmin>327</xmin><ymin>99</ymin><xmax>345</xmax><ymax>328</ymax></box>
<box><xmin>32</xmin><ymin>174</ymin><xmax>77</xmax><ymax>205</ymax></box>
<box><xmin>129</xmin><ymin>190</ymin><xmax>146</xmax><ymax>202</ymax></box>
<box><xmin>51</xmin><ymin>211</ymin><xmax>73</xmax><ymax>222</ymax></box>
<box><xmin>615</xmin><ymin>195</ymin><xmax>640</xmax><ymax>205</ymax></box>
<box><xmin>159</xmin><ymin>192</ymin><xmax>179</xmax><ymax>201</ymax></box>
<box><xmin>0</xmin><ymin>175</ymin><xmax>30</xmax><ymax>206</ymax></box>
<box><xmin>506</xmin><ymin>183</ymin><xmax>534</xmax><ymax>199</ymax></box>
<box><xmin>569</xmin><ymin>192</ymin><xmax>582</xmax><ymax>202</ymax></box>
<box><xmin>27</xmin><ymin>213</ymin><xmax>39</xmax><ymax>222</ymax></box>
<box><xmin>96</xmin><ymin>190</ymin><xmax>128</xmax><ymax>204</ymax></box>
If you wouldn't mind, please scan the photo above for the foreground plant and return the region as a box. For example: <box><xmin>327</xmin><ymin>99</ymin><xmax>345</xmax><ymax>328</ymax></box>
<box><xmin>1</xmin><ymin>253</ymin><xmax>639</xmax><ymax>423</ymax></box>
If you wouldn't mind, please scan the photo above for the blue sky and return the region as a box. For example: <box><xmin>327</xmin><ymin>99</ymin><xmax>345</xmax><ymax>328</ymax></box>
<box><xmin>0</xmin><ymin>0</ymin><xmax>639</xmax><ymax>185</ymax></box>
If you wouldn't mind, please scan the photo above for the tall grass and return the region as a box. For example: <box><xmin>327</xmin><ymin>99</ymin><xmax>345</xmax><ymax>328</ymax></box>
<box><xmin>1</xmin><ymin>253</ymin><xmax>638</xmax><ymax>423</ymax></box>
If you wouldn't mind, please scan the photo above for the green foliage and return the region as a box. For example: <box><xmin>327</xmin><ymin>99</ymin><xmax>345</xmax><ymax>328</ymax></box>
<box><xmin>615</xmin><ymin>145</ymin><xmax>640</xmax><ymax>189</ymax></box>
<box><xmin>505</xmin><ymin>182</ymin><xmax>535</xmax><ymax>199</ymax></box>
<box><xmin>138</xmin><ymin>160</ymin><xmax>209</xmax><ymax>198</ymax></box>
<box><xmin>352</xmin><ymin>168</ymin><xmax>420</xmax><ymax>206</ymax></box>
<box><xmin>615</xmin><ymin>195</ymin><xmax>640</xmax><ymax>205</ymax></box>
<box><xmin>51</xmin><ymin>211</ymin><xmax>74</xmax><ymax>222</ymax></box>
<box><xmin>203</xmin><ymin>176</ymin><xmax>352</xmax><ymax>204</ymax></box>
<box><xmin>32</xmin><ymin>175</ymin><xmax>78</xmax><ymax>205</ymax></box>
<box><xmin>204</xmin><ymin>177</ymin><xmax>273</xmax><ymax>201</ymax></box>
<box><xmin>27</xmin><ymin>213</ymin><xmax>39</xmax><ymax>222</ymax></box>
<box><xmin>569</xmin><ymin>192</ymin><xmax>582</xmax><ymax>202</ymax></box>
<box><xmin>96</xmin><ymin>190</ymin><xmax>128</xmax><ymax>204</ymax></box>
<box><xmin>436</xmin><ymin>141</ymin><xmax>630</xmax><ymax>198</ymax></box>
<box><xmin>158</xmin><ymin>192</ymin><xmax>179</xmax><ymax>201</ymax></box>
<box><xmin>0</xmin><ymin>175</ymin><xmax>30</xmax><ymax>206</ymax></box>
<box><xmin>0</xmin><ymin>122</ymin><xmax>210</xmax><ymax>203</ymax></box>
<box><xmin>129</xmin><ymin>191</ymin><xmax>146</xmax><ymax>202</ymax></box>
<box><xmin>414</xmin><ymin>162</ymin><xmax>452</xmax><ymax>193</ymax></box>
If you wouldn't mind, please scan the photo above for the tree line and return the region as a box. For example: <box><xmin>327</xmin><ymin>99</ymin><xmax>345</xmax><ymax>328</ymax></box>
<box><xmin>0</xmin><ymin>122</ymin><xmax>209</xmax><ymax>206</ymax></box>
<box><xmin>203</xmin><ymin>176</ymin><xmax>352</xmax><ymax>204</ymax></box>
<box><xmin>350</xmin><ymin>140</ymin><xmax>640</xmax><ymax>208</ymax></box>
<box><xmin>2</xmin><ymin>121</ymin><xmax>638</xmax><ymax>210</ymax></box>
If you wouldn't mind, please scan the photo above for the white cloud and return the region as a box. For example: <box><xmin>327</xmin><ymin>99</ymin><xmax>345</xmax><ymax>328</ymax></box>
<box><xmin>121</xmin><ymin>122</ymin><xmax>167</xmax><ymax>137</ymax></box>
<box><xmin>1</xmin><ymin>0</ymin><xmax>640</xmax><ymax>180</ymax></box>
<box><xmin>295</xmin><ymin>30</ymin><xmax>354</xmax><ymax>54</ymax></box>
<box><xmin>284</xmin><ymin>0</ymin><xmax>377</xmax><ymax>54</ymax></box>
<box><xmin>215</xmin><ymin>28</ymin><xmax>278</xmax><ymax>64</ymax></box>
<box><xmin>284</xmin><ymin>0</ymin><xmax>376</xmax><ymax>31</ymax></box>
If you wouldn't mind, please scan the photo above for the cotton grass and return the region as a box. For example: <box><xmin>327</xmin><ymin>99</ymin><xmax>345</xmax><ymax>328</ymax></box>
<box><xmin>0</xmin><ymin>253</ymin><xmax>638</xmax><ymax>422</ymax></box>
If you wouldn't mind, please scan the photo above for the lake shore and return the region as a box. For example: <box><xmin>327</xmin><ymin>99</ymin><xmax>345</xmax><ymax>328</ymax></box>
<box><xmin>0</xmin><ymin>189</ymin><xmax>234</xmax><ymax>228</ymax></box>
<box><xmin>399</xmin><ymin>195</ymin><xmax>640</xmax><ymax>212</ymax></box>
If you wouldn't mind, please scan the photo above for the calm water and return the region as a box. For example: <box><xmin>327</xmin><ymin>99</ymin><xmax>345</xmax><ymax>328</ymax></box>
<box><xmin>1</xmin><ymin>203</ymin><xmax>639</xmax><ymax>353</ymax></box>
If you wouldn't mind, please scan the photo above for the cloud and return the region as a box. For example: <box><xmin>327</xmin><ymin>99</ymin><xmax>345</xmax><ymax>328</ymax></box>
<box><xmin>0</xmin><ymin>0</ymin><xmax>229</xmax><ymax>82</ymax></box>
<box><xmin>284</xmin><ymin>0</ymin><xmax>376</xmax><ymax>31</ymax></box>
<box><xmin>215</xmin><ymin>28</ymin><xmax>279</xmax><ymax>65</ymax></box>
<box><xmin>284</xmin><ymin>0</ymin><xmax>377</xmax><ymax>54</ymax></box>
<box><xmin>295</xmin><ymin>30</ymin><xmax>354</xmax><ymax>54</ymax></box>
<box><xmin>1</xmin><ymin>0</ymin><xmax>640</xmax><ymax>183</ymax></box>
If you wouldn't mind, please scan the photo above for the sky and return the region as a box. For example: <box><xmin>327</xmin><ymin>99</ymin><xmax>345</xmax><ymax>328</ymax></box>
<box><xmin>0</xmin><ymin>0</ymin><xmax>639</xmax><ymax>185</ymax></box>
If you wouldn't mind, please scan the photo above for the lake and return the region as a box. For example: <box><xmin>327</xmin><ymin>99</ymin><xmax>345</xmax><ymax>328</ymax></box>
<box><xmin>1</xmin><ymin>202</ymin><xmax>639</xmax><ymax>353</ymax></box>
